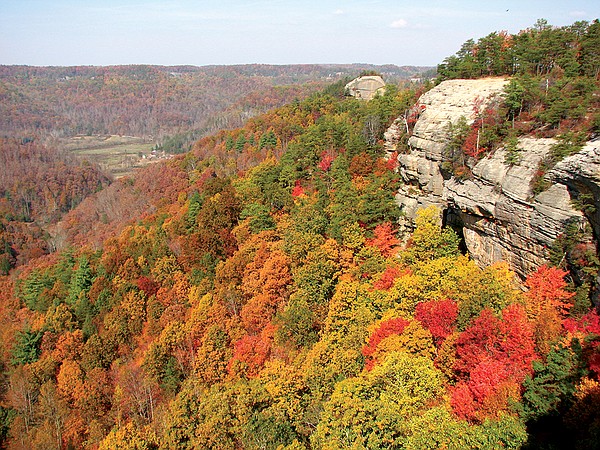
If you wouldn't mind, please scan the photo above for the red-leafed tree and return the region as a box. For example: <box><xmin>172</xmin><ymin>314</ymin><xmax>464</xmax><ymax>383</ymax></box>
<box><xmin>452</xmin><ymin>304</ymin><xmax>538</xmax><ymax>421</ymax></box>
<box><xmin>291</xmin><ymin>179</ymin><xmax>305</xmax><ymax>197</ymax></box>
<box><xmin>137</xmin><ymin>276</ymin><xmax>159</xmax><ymax>298</ymax></box>
<box><xmin>318</xmin><ymin>151</ymin><xmax>334</xmax><ymax>172</ymax></box>
<box><xmin>373</xmin><ymin>266</ymin><xmax>407</xmax><ymax>291</ymax></box>
<box><xmin>455</xmin><ymin>305</ymin><xmax>536</xmax><ymax>379</ymax></box>
<box><xmin>564</xmin><ymin>309</ymin><xmax>600</xmax><ymax>335</ymax></box>
<box><xmin>564</xmin><ymin>309</ymin><xmax>600</xmax><ymax>377</ymax></box>
<box><xmin>450</xmin><ymin>381</ymin><xmax>477</xmax><ymax>420</ymax></box>
<box><xmin>462</xmin><ymin>125</ymin><xmax>485</xmax><ymax>158</ymax></box>
<box><xmin>385</xmin><ymin>151</ymin><xmax>399</xmax><ymax>171</ymax></box>
<box><xmin>415</xmin><ymin>298</ymin><xmax>459</xmax><ymax>347</ymax></box>
<box><xmin>228</xmin><ymin>328</ymin><xmax>273</xmax><ymax>378</ymax></box>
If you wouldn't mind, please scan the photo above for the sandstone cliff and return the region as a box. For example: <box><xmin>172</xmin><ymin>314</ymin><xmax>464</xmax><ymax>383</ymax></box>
<box><xmin>387</xmin><ymin>78</ymin><xmax>600</xmax><ymax>278</ymax></box>
<box><xmin>345</xmin><ymin>76</ymin><xmax>386</xmax><ymax>100</ymax></box>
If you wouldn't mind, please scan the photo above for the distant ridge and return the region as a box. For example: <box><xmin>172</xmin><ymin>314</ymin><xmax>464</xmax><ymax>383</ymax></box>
<box><xmin>0</xmin><ymin>63</ymin><xmax>432</xmax><ymax>82</ymax></box>
<box><xmin>0</xmin><ymin>63</ymin><xmax>433</xmax><ymax>142</ymax></box>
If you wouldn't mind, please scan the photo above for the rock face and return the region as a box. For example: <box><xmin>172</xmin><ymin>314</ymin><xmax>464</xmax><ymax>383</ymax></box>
<box><xmin>387</xmin><ymin>78</ymin><xmax>599</xmax><ymax>278</ymax></box>
<box><xmin>394</xmin><ymin>78</ymin><xmax>510</xmax><ymax>227</ymax></box>
<box><xmin>345</xmin><ymin>76</ymin><xmax>386</xmax><ymax>100</ymax></box>
<box><xmin>407</xmin><ymin>78</ymin><xmax>510</xmax><ymax>160</ymax></box>
<box><xmin>550</xmin><ymin>143</ymin><xmax>600</xmax><ymax>242</ymax></box>
<box><xmin>443</xmin><ymin>139</ymin><xmax>585</xmax><ymax>276</ymax></box>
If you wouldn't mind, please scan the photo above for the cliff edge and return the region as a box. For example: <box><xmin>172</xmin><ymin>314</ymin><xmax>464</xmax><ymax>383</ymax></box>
<box><xmin>387</xmin><ymin>78</ymin><xmax>600</xmax><ymax>279</ymax></box>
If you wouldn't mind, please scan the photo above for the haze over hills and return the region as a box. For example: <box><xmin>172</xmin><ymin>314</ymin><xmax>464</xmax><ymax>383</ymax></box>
<box><xmin>0</xmin><ymin>63</ymin><xmax>432</xmax><ymax>141</ymax></box>
<box><xmin>0</xmin><ymin>62</ymin><xmax>432</xmax><ymax>271</ymax></box>
<box><xmin>0</xmin><ymin>63</ymin><xmax>432</xmax><ymax>178</ymax></box>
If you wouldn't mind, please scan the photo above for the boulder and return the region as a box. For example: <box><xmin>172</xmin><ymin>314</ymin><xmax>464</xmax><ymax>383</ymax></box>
<box><xmin>345</xmin><ymin>76</ymin><xmax>386</xmax><ymax>100</ymax></box>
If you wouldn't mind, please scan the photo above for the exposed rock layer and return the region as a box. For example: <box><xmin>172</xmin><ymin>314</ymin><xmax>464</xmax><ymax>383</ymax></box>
<box><xmin>388</xmin><ymin>78</ymin><xmax>599</xmax><ymax>278</ymax></box>
<box><xmin>345</xmin><ymin>76</ymin><xmax>386</xmax><ymax>100</ymax></box>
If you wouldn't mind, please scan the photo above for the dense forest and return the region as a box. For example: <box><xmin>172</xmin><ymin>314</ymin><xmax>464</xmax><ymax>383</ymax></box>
<box><xmin>0</xmin><ymin>64</ymin><xmax>429</xmax><ymax>275</ymax></box>
<box><xmin>0</xmin><ymin>64</ymin><xmax>429</xmax><ymax>146</ymax></box>
<box><xmin>0</xmin><ymin>138</ymin><xmax>111</xmax><ymax>275</ymax></box>
<box><xmin>0</xmin><ymin>20</ymin><xmax>599</xmax><ymax>449</ymax></box>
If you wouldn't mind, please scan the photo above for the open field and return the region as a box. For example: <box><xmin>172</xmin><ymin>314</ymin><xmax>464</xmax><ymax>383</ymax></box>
<box><xmin>60</xmin><ymin>135</ymin><xmax>171</xmax><ymax>178</ymax></box>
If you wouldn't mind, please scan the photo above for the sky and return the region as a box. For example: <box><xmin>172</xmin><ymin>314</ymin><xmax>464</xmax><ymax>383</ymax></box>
<box><xmin>0</xmin><ymin>0</ymin><xmax>598</xmax><ymax>67</ymax></box>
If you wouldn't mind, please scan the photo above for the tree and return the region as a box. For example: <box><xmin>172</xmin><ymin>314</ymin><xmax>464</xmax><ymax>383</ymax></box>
<box><xmin>405</xmin><ymin>406</ymin><xmax>527</xmax><ymax>450</ymax></box>
<box><xmin>312</xmin><ymin>352</ymin><xmax>444</xmax><ymax>449</ymax></box>
<box><xmin>11</xmin><ymin>328</ymin><xmax>42</xmax><ymax>365</ymax></box>
<box><xmin>402</xmin><ymin>206</ymin><xmax>461</xmax><ymax>265</ymax></box>
<box><xmin>290</xmin><ymin>239</ymin><xmax>340</xmax><ymax>311</ymax></box>
<box><xmin>520</xmin><ymin>344</ymin><xmax>579</xmax><ymax>421</ymax></box>
<box><xmin>525</xmin><ymin>265</ymin><xmax>574</xmax><ymax>316</ymax></box>
<box><xmin>326</xmin><ymin>155</ymin><xmax>360</xmax><ymax>239</ymax></box>
<box><xmin>373</xmin><ymin>266</ymin><xmax>407</xmax><ymax>291</ymax></box>
<box><xmin>228</xmin><ymin>332</ymin><xmax>272</xmax><ymax>378</ymax></box>
<box><xmin>99</xmin><ymin>422</ymin><xmax>159</xmax><ymax>450</ymax></box>
<box><xmin>525</xmin><ymin>265</ymin><xmax>575</xmax><ymax>356</ymax></box>
<box><xmin>56</xmin><ymin>359</ymin><xmax>85</xmax><ymax>406</ymax></box>
<box><xmin>78</xmin><ymin>367</ymin><xmax>112</xmax><ymax>423</ymax></box>
<box><xmin>66</xmin><ymin>255</ymin><xmax>93</xmax><ymax>306</ymax></box>
<box><xmin>275</xmin><ymin>293</ymin><xmax>320</xmax><ymax>350</ymax></box>
<box><xmin>452</xmin><ymin>304</ymin><xmax>538</xmax><ymax>421</ymax></box>
<box><xmin>372</xmin><ymin>321</ymin><xmax>436</xmax><ymax>363</ymax></box>
<box><xmin>239</xmin><ymin>203</ymin><xmax>276</xmax><ymax>234</ymax></box>
<box><xmin>563</xmin><ymin>377</ymin><xmax>600</xmax><ymax>448</ymax></box>
<box><xmin>6</xmin><ymin>365</ymin><xmax>37</xmax><ymax>437</ymax></box>
<box><xmin>504</xmin><ymin>79</ymin><xmax>525</xmax><ymax>126</ymax></box>
<box><xmin>365</xmin><ymin>222</ymin><xmax>399</xmax><ymax>257</ymax></box>
<box><xmin>33</xmin><ymin>381</ymin><xmax>68</xmax><ymax>450</ymax></box>
<box><xmin>415</xmin><ymin>298</ymin><xmax>459</xmax><ymax>347</ymax></box>
<box><xmin>194</xmin><ymin>324</ymin><xmax>232</xmax><ymax>385</ymax></box>
<box><xmin>18</xmin><ymin>268</ymin><xmax>52</xmax><ymax>312</ymax></box>
<box><xmin>362</xmin><ymin>317</ymin><xmax>410</xmax><ymax>370</ymax></box>
<box><xmin>580</xmin><ymin>20</ymin><xmax>600</xmax><ymax>78</ymax></box>
<box><xmin>164</xmin><ymin>381</ymin><xmax>265</xmax><ymax>450</ymax></box>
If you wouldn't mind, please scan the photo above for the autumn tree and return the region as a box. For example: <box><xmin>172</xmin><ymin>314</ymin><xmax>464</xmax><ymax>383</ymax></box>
<box><xmin>452</xmin><ymin>304</ymin><xmax>538</xmax><ymax>421</ymax></box>
<box><xmin>312</xmin><ymin>352</ymin><xmax>444</xmax><ymax>449</ymax></box>
<box><xmin>525</xmin><ymin>264</ymin><xmax>575</xmax><ymax>356</ymax></box>
<box><xmin>401</xmin><ymin>206</ymin><xmax>461</xmax><ymax>265</ymax></box>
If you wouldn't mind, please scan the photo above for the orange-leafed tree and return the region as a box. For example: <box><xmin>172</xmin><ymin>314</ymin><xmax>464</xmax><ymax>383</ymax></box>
<box><xmin>365</xmin><ymin>222</ymin><xmax>399</xmax><ymax>257</ymax></box>
<box><xmin>525</xmin><ymin>264</ymin><xmax>575</xmax><ymax>356</ymax></box>
<box><xmin>56</xmin><ymin>359</ymin><xmax>86</xmax><ymax>407</ymax></box>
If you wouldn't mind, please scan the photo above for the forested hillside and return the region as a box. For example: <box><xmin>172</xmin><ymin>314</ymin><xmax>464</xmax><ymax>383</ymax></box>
<box><xmin>0</xmin><ymin>138</ymin><xmax>111</xmax><ymax>275</ymax></box>
<box><xmin>0</xmin><ymin>20</ymin><xmax>599</xmax><ymax>450</ymax></box>
<box><xmin>0</xmin><ymin>64</ymin><xmax>429</xmax><ymax>274</ymax></box>
<box><xmin>0</xmin><ymin>64</ymin><xmax>429</xmax><ymax>146</ymax></box>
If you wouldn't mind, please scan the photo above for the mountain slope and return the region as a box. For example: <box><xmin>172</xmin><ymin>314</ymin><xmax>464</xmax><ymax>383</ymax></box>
<box><xmin>1</xmin><ymin>20</ymin><xmax>600</xmax><ymax>450</ymax></box>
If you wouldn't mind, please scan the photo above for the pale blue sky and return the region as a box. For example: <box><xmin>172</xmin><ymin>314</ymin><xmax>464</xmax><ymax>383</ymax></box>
<box><xmin>0</xmin><ymin>0</ymin><xmax>598</xmax><ymax>67</ymax></box>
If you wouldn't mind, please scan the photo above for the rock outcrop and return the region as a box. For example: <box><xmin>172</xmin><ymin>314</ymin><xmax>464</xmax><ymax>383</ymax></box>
<box><xmin>345</xmin><ymin>76</ymin><xmax>386</xmax><ymax>100</ymax></box>
<box><xmin>407</xmin><ymin>78</ymin><xmax>509</xmax><ymax>160</ymax></box>
<box><xmin>393</xmin><ymin>78</ymin><xmax>510</xmax><ymax>227</ymax></box>
<box><xmin>550</xmin><ymin>143</ymin><xmax>600</xmax><ymax>242</ymax></box>
<box><xmin>387</xmin><ymin>78</ymin><xmax>599</xmax><ymax>278</ymax></box>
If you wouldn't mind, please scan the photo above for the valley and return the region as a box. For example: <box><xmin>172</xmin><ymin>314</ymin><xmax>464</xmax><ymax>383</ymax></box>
<box><xmin>59</xmin><ymin>135</ymin><xmax>165</xmax><ymax>178</ymax></box>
